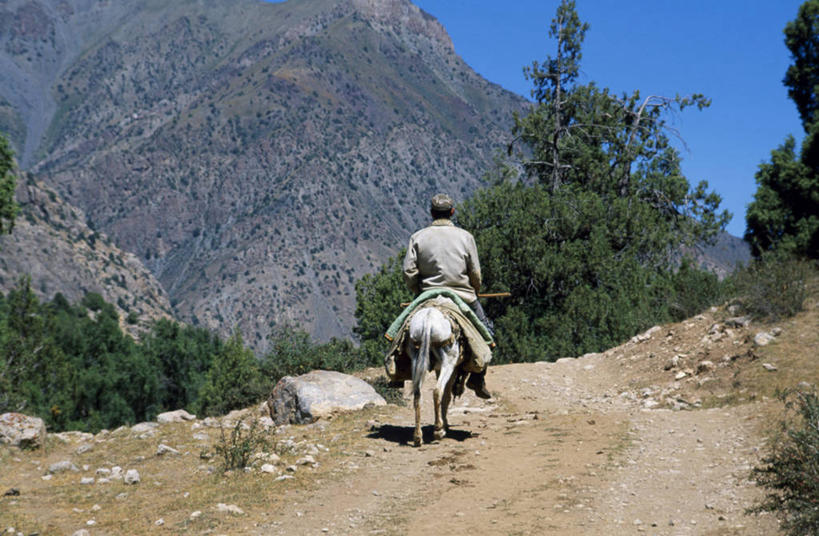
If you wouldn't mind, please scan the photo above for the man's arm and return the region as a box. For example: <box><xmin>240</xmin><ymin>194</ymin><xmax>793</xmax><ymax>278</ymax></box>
<box><xmin>402</xmin><ymin>240</ymin><xmax>420</xmax><ymax>295</ymax></box>
<box><xmin>466</xmin><ymin>233</ymin><xmax>481</xmax><ymax>294</ymax></box>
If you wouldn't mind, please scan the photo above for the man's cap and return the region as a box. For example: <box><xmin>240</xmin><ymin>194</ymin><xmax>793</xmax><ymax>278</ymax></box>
<box><xmin>430</xmin><ymin>193</ymin><xmax>454</xmax><ymax>211</ymax></box>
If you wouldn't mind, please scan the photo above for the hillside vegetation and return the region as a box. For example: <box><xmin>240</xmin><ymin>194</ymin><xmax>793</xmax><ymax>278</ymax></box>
<box><xmin>1</xmin><ymin>282</ymin><xmax>816</xmax><ymax>534</ymax></box>
<box><xmin>0</xmin><ymin>0</ymin><xmax>525</xmax><ymax>347</ymax></box>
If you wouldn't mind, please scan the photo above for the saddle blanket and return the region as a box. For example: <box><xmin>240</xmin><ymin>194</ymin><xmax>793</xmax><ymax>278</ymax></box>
<box><xmin>384</xmin><ymin>295</ymin><xmax>493</xmax><ymax>383</ymax></box>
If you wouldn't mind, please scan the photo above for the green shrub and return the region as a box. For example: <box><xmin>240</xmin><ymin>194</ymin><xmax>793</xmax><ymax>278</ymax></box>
<box><xmin>366</xmin><ymin>376</ymin><xmax>406</xmax><ymax>406</ymax></box>
<box><xmin>260</xmin><ymin>326</ymin><xmax>372</xmax><ymax>385</ymax></box>
<box><xmin>729</xmin><ymin>253</ymin><xmax>813</xmax><ymax>321</ymax></box>
<box><xmin>749</xmin><ymin>389</ymin><xmax>819</xmax><ymax>535</ymax></box>
<box><xmin>664</xmin><ymin>258</ymin><xmax>727</xmax><ymax>322</ymax></box>
<box><xmin>213</xmin><ymin>418</ymin><xmax>270</xmax><ymax>472</ymax></box>
<box><xmin>196</xmin><ymin>331</ymin><xmax>267</xmax><ymax>417</ymax></box>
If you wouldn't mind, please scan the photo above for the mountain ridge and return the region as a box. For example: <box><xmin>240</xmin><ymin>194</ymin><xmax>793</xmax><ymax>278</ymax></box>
<box><xmin>1</xmin><ymin>0</ymin><xmax>526</xmax><ymax>348</ymax></box>
<box><xmin>0</xmin><ymin>175</ymin><xmax>173</xmax><ymax>336</ymax></box>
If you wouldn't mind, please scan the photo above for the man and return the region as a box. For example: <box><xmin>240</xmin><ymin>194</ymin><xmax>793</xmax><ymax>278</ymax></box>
<box><xmin>402</xmin><ymin>193</ymin><xmax>493</xmax><ymax>399</ymax></box>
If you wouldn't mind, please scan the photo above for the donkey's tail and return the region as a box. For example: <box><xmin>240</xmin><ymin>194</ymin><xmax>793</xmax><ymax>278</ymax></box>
<box><xmin>412</xmin><ymin>319</ymin><xmax>431</xmax><ymax>397</ymax></box>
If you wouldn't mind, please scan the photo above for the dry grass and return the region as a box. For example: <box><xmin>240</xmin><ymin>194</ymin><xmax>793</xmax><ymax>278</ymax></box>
<box><xmin>2</xmin><ymin>276</ymin><xmax>816</xmax><ymax>535</ymax></box>
<box><xmin>0</xmin><ymin>404</ymin><xmax>398</xmax><ymax>535</ymax></box>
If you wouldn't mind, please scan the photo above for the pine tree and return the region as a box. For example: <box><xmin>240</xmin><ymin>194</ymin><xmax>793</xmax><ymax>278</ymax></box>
<box><xmin>197</xmin><ymin>331</ymin><xmax>265</xmax><ymax>417</ymax></box>
<box><xmin>745</xmin><ymin>0</ymin><xmax>819</xmax><ymax>259</ymax></box>
<box><xmin>0</xmin><ymin>133</ymin><xmax>18</xmax><ymax>237</ymax></box>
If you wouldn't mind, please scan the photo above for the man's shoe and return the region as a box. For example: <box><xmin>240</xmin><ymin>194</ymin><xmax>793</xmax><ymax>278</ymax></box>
<box><xmin>385</xmin><ymin>354</ymin><xmax>397</xmax><ymax>377</ymax></box>
<box><xmin>466</xmin><ymin>372</ymin><xmax>492</xmax><ymax>399</ymax></box>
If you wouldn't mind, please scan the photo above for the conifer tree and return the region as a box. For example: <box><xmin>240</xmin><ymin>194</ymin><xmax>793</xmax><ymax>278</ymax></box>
<box><xmin>355</xmin><ymin>0</ymin><xmax>729</xmax><ymax>362</ymax></box>
<box><xmin>745</xmin><ymin>0</ymin><xmax>819</xmax><ymax>259</ymax></box>
<box><xmin>0</xmin><ymin>133</ymin><xmax>17</xmax><ymax>237</ymax></box>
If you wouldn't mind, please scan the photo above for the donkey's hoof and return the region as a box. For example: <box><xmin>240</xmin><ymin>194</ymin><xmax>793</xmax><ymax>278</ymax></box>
<box><xmin>413</xmin><ymin>436</ymin><xmax>422</xmax><ymax>447</ymax></box>
<box><xmin>433</xmin><ymin>428</ymin><xmax>446</xmax><ymax>441</ymax></box>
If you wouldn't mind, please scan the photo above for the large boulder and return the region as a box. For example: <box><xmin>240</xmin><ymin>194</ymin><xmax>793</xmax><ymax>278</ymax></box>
<box><xmin>268</xmin><ymin>370</ymin><xmax>386</xmax><ymax>425</ymax></box>
<box><xmin>0</xmin><ymin>413</ymin><xmax>47</xmax><ymax>449</ymax></box>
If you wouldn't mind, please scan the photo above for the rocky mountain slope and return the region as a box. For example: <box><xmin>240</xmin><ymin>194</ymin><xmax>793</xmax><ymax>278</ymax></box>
<box><xmin>0</xmin><ymin>176</ymin><xmax>173</xmax><ymax>335</ymax></box>
<box><xmin>0</xmin><ymin>0</ymin><xmax>526</xmax><ymax>348</ymax></box>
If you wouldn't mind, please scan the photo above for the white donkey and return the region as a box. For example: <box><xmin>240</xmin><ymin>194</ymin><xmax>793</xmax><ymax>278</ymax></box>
<box><xmin>407</xmin><ymin>304</ymin><xmax>465</xmax><ymax>447</ymax></box>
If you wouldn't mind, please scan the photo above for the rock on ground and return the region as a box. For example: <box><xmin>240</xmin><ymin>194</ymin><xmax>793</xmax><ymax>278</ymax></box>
<box><xmin>268</xmin><ymin>370</ymin><xmax>386</xmax><ymax>425</ymax></box>
<box><xmin>0</xmin><ymin>413</ymin><xmax>46</xmax><ymax>449</ymax></box>
<box><xmin>157</xmin><ymin>409</ymin><xmax>196</xmax><ymax>423</ymax></box>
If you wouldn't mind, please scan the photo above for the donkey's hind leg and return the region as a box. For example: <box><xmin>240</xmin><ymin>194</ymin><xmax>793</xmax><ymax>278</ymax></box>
<box><xmin>414</xmin><ymin>388</ymin><xmax>423</xmax><ymax>447</ymax></box>
<box><xmin>433</xmin><ymin>342</ymin><xmax>458</xmax><ymax>440</ymax></box>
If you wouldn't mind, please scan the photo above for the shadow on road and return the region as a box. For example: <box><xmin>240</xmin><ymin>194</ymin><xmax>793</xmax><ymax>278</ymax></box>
<box><xmin>367</xmin><ymin>424</ymin><xmax>475</xmax><ymax>446</ymax></box>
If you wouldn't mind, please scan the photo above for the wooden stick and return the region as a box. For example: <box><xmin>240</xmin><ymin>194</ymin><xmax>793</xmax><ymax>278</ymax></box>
<box><xmin>400</xmin><ymin>292</ymin><xmax>511</xmax><ymax>307</ymax></box>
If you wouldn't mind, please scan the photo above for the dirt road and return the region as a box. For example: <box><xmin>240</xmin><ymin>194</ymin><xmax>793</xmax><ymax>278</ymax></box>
<box><xmin>5</xmin><ymin>307</ymin><xmax>807</xmax><ymax>535</ymax></box>
<box><xmin>260</xmin><ymin>320</ymin><xmax>784</xmax><ymax>535</ymax></box>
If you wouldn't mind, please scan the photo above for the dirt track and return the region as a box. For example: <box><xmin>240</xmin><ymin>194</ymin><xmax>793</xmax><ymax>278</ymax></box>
<box><xmin>260</xmin><ymin>335</ymin><xmax>783</xmax><ymax>536</ymax></box>
<box><xmin>5</xmin><ymin>307</ymin><xmax>806</xmax><ymax>535</ymax></box>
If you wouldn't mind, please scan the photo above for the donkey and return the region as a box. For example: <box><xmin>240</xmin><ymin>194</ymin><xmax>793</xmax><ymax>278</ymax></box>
<box><xmin>407</xmin><ymin>304</ymin><xmax>465</xmax><ymax>447</ymax></box>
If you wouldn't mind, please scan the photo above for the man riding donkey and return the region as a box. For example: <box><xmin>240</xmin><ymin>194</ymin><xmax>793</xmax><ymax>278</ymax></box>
<box><xmin>384</xmin><ymin>193</ymin><xmax>495</xmax><ymax>399</ymax></box>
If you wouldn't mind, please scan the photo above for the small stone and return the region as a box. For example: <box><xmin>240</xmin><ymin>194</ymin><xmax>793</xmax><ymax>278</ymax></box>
<box><xmin>260</xmin><ymin>464</ymin><xmax>277</xmax><ymax>474</ymax></box>
<box><xmin>754</xmin><ymin>332</ymin><xmax>775</xmax><ymax>346</ymax></box>
<box><xmin>75</xmin><ymin>444</ymin><xmax>93</xmax><ymax>455</ymax></box>
<box><xmin>130</xmin><ymin>422</ymin><xmax>158</xmax><ymax>433</ymax></box>
<box><xmin>48</xmin><ymin>461</ymin><xmax>79</xmax><ymax>474</ymax></box>
<box><xmin>72</xmin><ymin>531</ymin><xmax>90</xmax><ymax>536</ymax></box>
<box><xmin>154</xmin><ymin>519</ymin><xmax>164</xmax><ymax>526</ymax></box>
<box><xmin>156</xmin><ymin>443</ymin><xmax>180</xmax><ymax>456</ymax></box>
<box><xmin>91</xmin><ymin>504</ymin><xmax>101</xmax><ymax>512</ymax></box>
<box><xmin>771</xmin><ymin>327</ymin><xmax>783</xmax><ymax>336</ymax></box>
<box><xmin>80</xmin><ymin>477</ymin><xmax>94</xmax><ymax>485</ymax></box>
<box><xmin>156</xmin><ymin>409</ymin><xmax>196</xmax><ymax>423</ymax></box>
<box><xmin>124</xmin><ymin>469</ymin><xmax>140</xmax><ymax>485</ymax></box>
<box><xmin>216</xmin><ymin>503</ymin><xmax>244</xmax><ymax>515</ymax></box>
<box><xmin>762</xmin><ymin>363</ymin><xmax>778</xmax><ymax>372</ymax></box>
<box><xmin>275</xmin><ymin>475</ymin><xmax>294</xmax><ymax>481</ymax></box>
<box><xmin>664</xmin><ymin>355</ymin><xmax>681</xmax><ymax>370</ymax></box>
<box><xmin>296</xmin><ymin>455</ymin><xmax>316</xmax><ymax>466</ymax></box>
<box><xmin>725</xmin><ymin>315</ymin><xmax>750</xmax><ymax>327</ymax></box>
<box><xmin>674</xmin><ymin>371</ymin><xmax>687</xmax><ymax>380</ymax></box>
<box><xmin>696</xmin><ymin>361</ymin><xmax>715</xmax><ymax>374</ymax></box>
<box><xmin>190</xmin><ymin>511</ymin><xmax>202</xmax><ymax>519</ymax></box>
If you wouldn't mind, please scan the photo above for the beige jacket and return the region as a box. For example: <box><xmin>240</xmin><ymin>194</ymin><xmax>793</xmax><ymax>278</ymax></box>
<box><xmin>402</xmin><ymin>219</ymin><xmax>481</xmax><ymax>303</ymax></box>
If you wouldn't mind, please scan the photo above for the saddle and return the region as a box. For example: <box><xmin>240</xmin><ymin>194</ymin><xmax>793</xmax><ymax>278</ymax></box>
<box><xmin>384</xmin><ymin>296</ymin><xmax>493</xmax><ymax>383</ymax></box>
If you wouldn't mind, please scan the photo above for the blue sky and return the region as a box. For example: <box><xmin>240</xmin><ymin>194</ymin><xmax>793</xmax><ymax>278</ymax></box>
<box><xmin>263</xmin><ymin>0</ymin><xmax>806</xmax><ymax>237</ymax></box>
<box><xmin>412</xmin><ymin>0</ymin><xmax>806</xmax><ymax>237</ymax></box>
